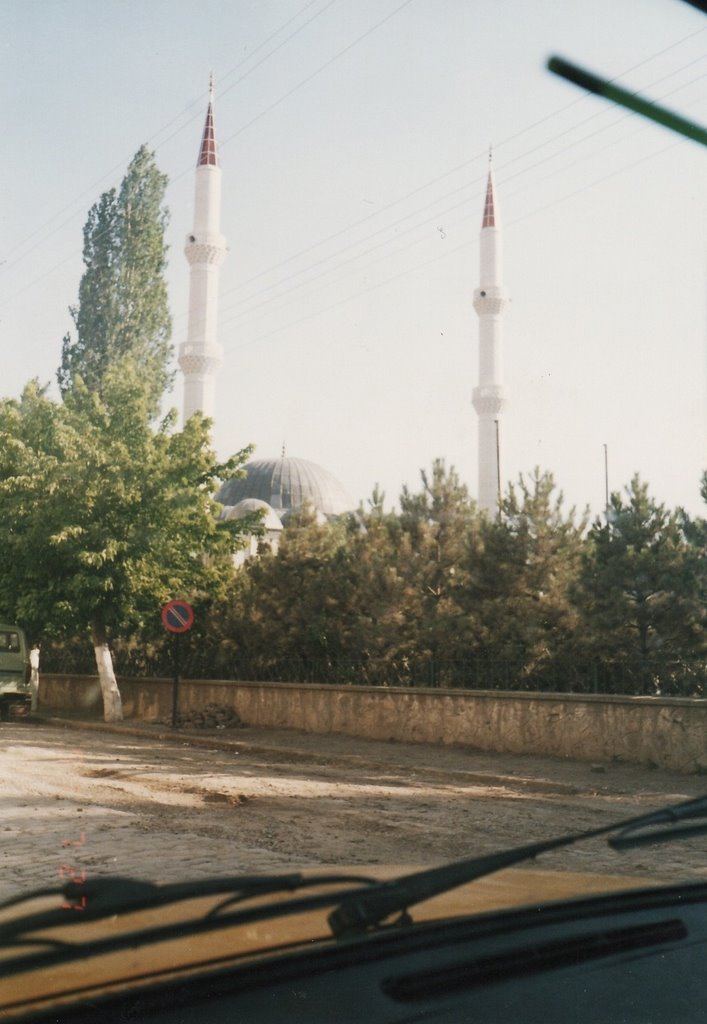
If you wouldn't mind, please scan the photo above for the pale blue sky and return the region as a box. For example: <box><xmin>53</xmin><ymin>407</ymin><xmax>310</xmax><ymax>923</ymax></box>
<box><xmin>1</xmin><ymin>0</ymin><xmax>705</xmax><ymax>516</ymax></box>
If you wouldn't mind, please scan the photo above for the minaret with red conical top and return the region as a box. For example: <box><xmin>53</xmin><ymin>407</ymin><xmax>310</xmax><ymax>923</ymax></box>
<box><xmin>472</xmin><ymin>157</ymin><xmax>509</xmax><ymax>516</ymax></box>
<box><xmin>179</xmin><ymin>74</ymin><xmax>227</xmax><ymax>424</ymax></box>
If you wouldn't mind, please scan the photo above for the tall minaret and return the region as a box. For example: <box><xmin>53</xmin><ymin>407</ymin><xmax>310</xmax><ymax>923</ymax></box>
<box><xmin>472</xmin><ymin>161</ymin><xmax>509</xmax><ymax>516</ymax></box>
<box><xmin>179</xmin><ymin>75</ymin><xmax>227</xmax><ymax>424</ymax></box>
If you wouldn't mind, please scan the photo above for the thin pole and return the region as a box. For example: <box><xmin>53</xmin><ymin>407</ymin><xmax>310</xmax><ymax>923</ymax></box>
<box><xmin>171</xmin><ymin>633</ymin><xmax>180</xmax><ymax>728</ymax></box>
<box><xmin>603</xmin><ymin>443</ymin><xmax>609</xmax><ymax>514</ymax></box>
<box><xmin>495</xmin><ymin>419</ymin><xmax>501</xmax><ymax>515</ymax></box>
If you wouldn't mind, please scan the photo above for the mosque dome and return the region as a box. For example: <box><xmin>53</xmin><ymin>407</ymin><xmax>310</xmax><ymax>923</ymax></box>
<box><xmin>217</xmin><ymin>456</ymin><xmax>356</xmax><ymax>519</ymax></box>
<box><xmin>220</xmin><ymin>498</ymin><xmax>283</xmax><ymax>532</ymax></box>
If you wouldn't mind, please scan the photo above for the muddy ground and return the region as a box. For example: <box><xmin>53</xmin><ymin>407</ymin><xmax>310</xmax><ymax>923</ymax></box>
<box><xmin>1</xmin><ymin>718</ymin><xmax>705</xmax><ymax>902</ymax></box>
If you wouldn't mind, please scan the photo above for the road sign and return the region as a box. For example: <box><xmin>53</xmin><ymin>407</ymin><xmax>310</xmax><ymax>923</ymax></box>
<box><xmin>161</xmin><ymin>599</ymin><xmax>194</xmax><ymax>634</ymax></box>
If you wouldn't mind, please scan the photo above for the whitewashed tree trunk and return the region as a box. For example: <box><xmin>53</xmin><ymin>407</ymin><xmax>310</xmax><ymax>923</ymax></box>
<box><xmin>93</xmin><ymin>643</ymin><xmax>123</xmax><ymax>721</ymax></box>
<box><xmin>91</xmin><ymin>611</ymin><xmax>123</xmax><ymax>722</ymax></box>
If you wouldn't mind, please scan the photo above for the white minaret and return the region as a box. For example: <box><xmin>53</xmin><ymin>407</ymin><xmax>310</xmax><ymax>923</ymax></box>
<box><xmin>472</xmin><ymin>162</ymin><xmax>509</xmax><ymax>516</ymax></box>
<box><xmin>179</xmin><ymin>76</ymin><xmax>227</xmax><ymax>424</ymax></box>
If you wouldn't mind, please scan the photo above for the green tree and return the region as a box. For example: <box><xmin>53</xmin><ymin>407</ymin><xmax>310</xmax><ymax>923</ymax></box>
<box><xmin>0</xmin><ymin>370</ymin><xmax>250</xmax><ymax>720</ymax></box>
<box><xmin>467</xmin><ymin>469</ymin><xmax>587</xmax><ymax>688</ymax></box>
<box><xmin>224</xmin><ymin>507</ymin><xmax>366</xmax><ymax>681</ymax></box>
<box><xmin>58</xmin><ymin>146</ymin><xmax>172</xmax><ymax>417</ymax></box>
<box><xmin>396</xmin><ymin>460</ymin><xmax>480</xmax><ymax>683</ymax></box>
<box><xmin>576</xmin><ymin>475</ymin><xmax>703</xmax><ymax>692</ymax></box>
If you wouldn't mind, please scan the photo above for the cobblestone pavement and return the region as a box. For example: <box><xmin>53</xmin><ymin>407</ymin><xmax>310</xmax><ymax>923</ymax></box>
<box><xmin>1</xmin><ymin>716</ymin><xmax>705</xmax><ymax>903</ymax></box>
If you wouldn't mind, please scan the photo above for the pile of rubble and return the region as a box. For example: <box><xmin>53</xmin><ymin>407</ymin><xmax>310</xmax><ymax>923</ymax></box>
<box><xmin>163</xmin><ymin>703</ymin><xmax>244</xmax><ymax>730</ymax></box>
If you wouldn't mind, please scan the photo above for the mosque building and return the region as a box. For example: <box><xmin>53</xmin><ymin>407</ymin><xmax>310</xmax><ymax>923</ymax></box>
<box><xmin>179</xmin><ymin>82</ymin><xmax>508</xmax><ymax>544</ymax></box>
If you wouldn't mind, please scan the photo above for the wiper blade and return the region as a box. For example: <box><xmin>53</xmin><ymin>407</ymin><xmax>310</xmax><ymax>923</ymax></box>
<box><xmin>329</xmin><ymin>794</ymin><xmax>707</xmax><ymax>938</ymax></box>
<box><xmin>610</xmin><ymin>793</ymin><xmax>707</xmax><ymax>850</ymax></box>
<box><xmin>0</xmin><ymin>871</ymin><xmax>381</xmax><ymax>987</ymax></box>
<box><xmin>0</xmin><ymin>872</ymin><xmax>376</xmax><ymax>943</ymax></box>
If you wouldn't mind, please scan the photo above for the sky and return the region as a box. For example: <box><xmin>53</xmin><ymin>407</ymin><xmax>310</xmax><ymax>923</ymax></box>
<box><xmin>1</xmin><ymin>0</ymin><xmax>705</xmax><ymax>519</ymax></box>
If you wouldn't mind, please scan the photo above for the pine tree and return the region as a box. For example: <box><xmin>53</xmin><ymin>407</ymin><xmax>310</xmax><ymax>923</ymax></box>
<box><xmin>396</xmin><ymin>460</ymin><xmax>479</xmax><ymax>684</ymax></box>
<box><xmin>467</xmin><ymin>469</ymin><xmax>587</xmax><ymax>688</ymax></box>
<box><xmin>577</xmin><ymin>475</ymin><xmax>702</xmax><ymax>692</ymax></box>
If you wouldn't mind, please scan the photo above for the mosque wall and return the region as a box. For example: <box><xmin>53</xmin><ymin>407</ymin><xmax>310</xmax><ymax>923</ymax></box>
<box><xmin>39</xmin><ymin>675</ymin><xmax>707</xmax><ymax>774</ymax></box>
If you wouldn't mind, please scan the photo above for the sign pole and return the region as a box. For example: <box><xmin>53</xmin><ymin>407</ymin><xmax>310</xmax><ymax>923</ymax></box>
<box><xmin>171</xmin><ymin>632</ymin><xmax>180</xmax><ymax>728</ymax></box>
<box><xmin>161</xmin><ymin>600</ymin><xmax>194</xmax><ymax>729</ymax></box>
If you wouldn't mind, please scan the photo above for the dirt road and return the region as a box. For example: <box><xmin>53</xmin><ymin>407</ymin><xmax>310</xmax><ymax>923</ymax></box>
<box><xmin>2</xmin><ymin>718</ymin><xmax>704</xmax><ymax>902</ymax></box>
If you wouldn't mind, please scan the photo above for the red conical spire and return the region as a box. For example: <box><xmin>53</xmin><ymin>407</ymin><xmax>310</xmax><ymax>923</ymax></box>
<box><xmin>481</xmin><ymin>170</ymin><xmax>496</xmax><ymax>228</ymax></box>
<box><xmin>197</xmin><ymin>74</ymin><xmax>218</xmax><ymax>168</ymax></box>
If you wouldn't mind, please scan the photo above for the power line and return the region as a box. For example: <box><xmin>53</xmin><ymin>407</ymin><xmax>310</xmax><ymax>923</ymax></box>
<box><xmin>0</xmin><ymin>0</ymin><xmax>333</xmax><ymax>280</ymax></box>
<box><xmin>0</xmin><ymin>0</ymin><xmax>415</xmax><ymax>314</ymax></box>
<box><xmin>222</xmin><ymin>133</ymin><xmax>681</xmax><ymax>357</ymax></box>
<box><xmin>1</xmin><ymin>15</ymin><xmax>703</xmax><ymax>332</ymax></box>
<box><xmin>202</xmin><ymin>66</ymin><xmax>706</xmax><ymax>334</ymax></box>
<box><xmin>211</xmin><ymin>29</ymin><xmax>707</xmax><ymax>306</ymax></box>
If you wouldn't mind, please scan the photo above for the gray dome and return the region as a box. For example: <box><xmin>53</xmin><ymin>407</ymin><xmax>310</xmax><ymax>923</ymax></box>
<box><xmin>221</xmin><ymin>498</ymin><xmax>283</xmax><ymax>532</ymax></box>
<box><xmin>217</xmin><ymin>456</ymin><xmax>356</xmax><ymax>518</ymax></box>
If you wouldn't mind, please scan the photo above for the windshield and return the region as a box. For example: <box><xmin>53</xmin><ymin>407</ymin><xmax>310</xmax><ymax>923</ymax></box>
<box><xmin>0</xmin><ymin>0</ymin><xmax>704</xmax><ymax>1019</ymax></box>
<box><xmin>0</xmin><ymin>632</ymin><xmax>21</xmax><ymax>654</ymax></box>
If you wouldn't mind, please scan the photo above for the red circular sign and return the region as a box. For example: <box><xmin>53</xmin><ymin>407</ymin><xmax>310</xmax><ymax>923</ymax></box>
<box><xmin>161</xmin><ymin>599</ymin><xmax>195</xmax><ymax>634</ymax></box>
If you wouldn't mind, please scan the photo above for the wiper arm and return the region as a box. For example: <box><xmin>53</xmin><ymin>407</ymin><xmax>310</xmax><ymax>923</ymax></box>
<box><xmin>329</xmin><ymin>794</ymin><xmax>707</xmax><ymax>938</ymax></box>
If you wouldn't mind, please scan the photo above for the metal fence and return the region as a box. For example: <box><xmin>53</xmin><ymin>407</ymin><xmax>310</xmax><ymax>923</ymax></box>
<box><xmin>42</xmin><ymin>644</ymin><xmax>706</xmax><ymax>698</ymax></box>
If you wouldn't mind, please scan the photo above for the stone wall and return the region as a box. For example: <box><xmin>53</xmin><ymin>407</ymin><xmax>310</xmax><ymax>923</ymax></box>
<box><xmin>38</xmin><ymin>675</ymin><xmax>707</xmax><ymax>774</ymax></box>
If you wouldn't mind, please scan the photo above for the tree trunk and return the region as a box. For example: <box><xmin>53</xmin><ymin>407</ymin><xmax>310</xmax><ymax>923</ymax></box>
<box><xmin>91</xmin><ymin>610</ymin><xmax>123</xmax><ymax>722</ymax></box>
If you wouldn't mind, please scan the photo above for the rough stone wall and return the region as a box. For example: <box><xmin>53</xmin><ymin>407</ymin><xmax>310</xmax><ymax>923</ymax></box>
<box><xmin>38</xmin><ymin>676</ymin><xmax>707</xmax><ymax>774</ymax></box>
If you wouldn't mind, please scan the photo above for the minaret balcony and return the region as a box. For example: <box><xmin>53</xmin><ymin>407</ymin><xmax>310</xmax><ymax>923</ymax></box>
<box><xmin>185</xmin><ymin>236</ymin><xmax>227</xmax><ymax>266</ymax></box>
<box><xmin>178</xmin><ymin>342</ymin><xmax>223</xmax><ymax>376</ymax></box>
<box><xmin>473</xmin><ymin>286</ymin><xmax>509</xmax><ymax>316</ymax></box>
<box><xmin>472</xmin><ymin>385</ymin><xmax>507</xmax><ymax>417</ymax></box>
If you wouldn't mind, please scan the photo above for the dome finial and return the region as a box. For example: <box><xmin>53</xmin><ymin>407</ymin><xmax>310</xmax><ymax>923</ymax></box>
<box><xmin>281</xmin><ymin>442</ymin><xmax>286</xmax><ymax>459</ymax></box>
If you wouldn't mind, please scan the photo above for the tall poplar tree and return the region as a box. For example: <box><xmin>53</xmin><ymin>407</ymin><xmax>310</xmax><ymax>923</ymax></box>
<box><xmin>58</xmin><ymin>146</ymin><xmax>172</xmax><ymax>417</ymax></box>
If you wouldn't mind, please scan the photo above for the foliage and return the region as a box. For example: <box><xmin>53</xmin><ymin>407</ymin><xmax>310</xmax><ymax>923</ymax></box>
<box><xmin>0</xmin><ymin>368</ymin><xmax>252</xmax><ymax>706</ymax></box>
<box><xmin>197</xmin><ymin>464</ymin><xmax>704</xmax><ymax>696</ymax></box>
<box><xmin>394</xmin><ymin>460</ymin><xmax>479</xmax><ymax>681</ymax></box>
<box><xmin>58</xmin><ymin>146</ymin><xmax>172</xmax><ymax>418</ymax></box>
<box><xmin>576</xmin><ymin>476</ymin><xmax>704</xmax><ymax>692</ymax></box>
<box><xmin>466</xmin><ymin>469</ymin><xmax>588</xmax><ymax>687</ymax></box>
<box><xmin>17</xmin><ymin>423</ymin><xmax>704</xmax><ymax>697</ymax></box>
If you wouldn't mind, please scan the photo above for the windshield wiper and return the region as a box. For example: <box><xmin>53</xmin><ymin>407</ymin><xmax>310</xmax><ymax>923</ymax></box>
<box><xmin>0</xmin><ymin>872</ymin><xmax>378</xmax><ymax>945</ymax></box>
<box><xmin>2</xmin><ymin>795</ymin><xmax>704</xmax><ymax>958</ymax></box>
<box><xmin>328</xmin><ymin>793</ymin><xmax>707</xmax><ymax>938</ymax></box>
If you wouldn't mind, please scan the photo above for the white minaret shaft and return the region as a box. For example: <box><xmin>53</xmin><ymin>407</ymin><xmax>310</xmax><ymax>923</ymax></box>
<box><xmin>179</xmin><ymin>77</ymin><xmax>227</xmax><ymax>424</ymax></box>
<box><xmin>472</xmin><ymin>168</ymin><xmax>509</xmax><ymax>516</ymax></box>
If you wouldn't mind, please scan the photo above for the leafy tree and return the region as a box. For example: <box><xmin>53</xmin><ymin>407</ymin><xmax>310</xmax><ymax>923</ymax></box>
<box><xmin>58</xmin><ymin>146</ymin><xmax>172</xmax><ymax>417</ymax></box>
<box><xmin>576</xmin><ymin>475</ymin><xmax>703</xmax><ymax>692</ymax></box>
<box><xmin>0</xmin><ymin>369</ymin><xmax>250</xmax><ymax>720</ymax></box>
